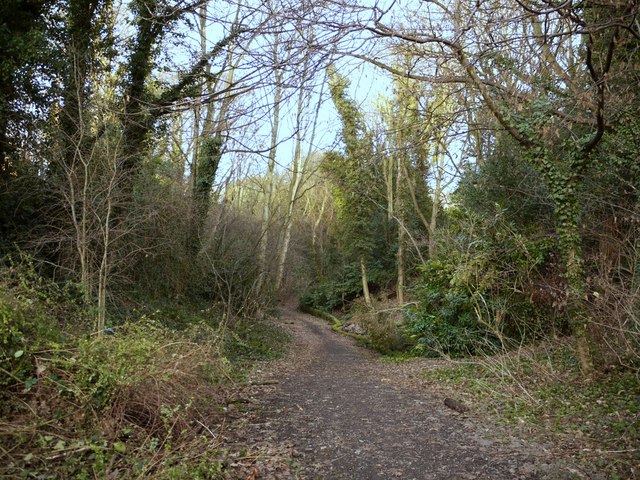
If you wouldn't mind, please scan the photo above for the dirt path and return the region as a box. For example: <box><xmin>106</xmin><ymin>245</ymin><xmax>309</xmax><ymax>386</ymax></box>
<box><xmin>231</xmin><ymin>308</ymin><xmax>582</xmax><ymax>479</ymax></box>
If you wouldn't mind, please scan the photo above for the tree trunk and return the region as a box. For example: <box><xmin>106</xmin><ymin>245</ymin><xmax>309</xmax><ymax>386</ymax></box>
<box><xmin>397</xmin><ymin>227</ymin><xmax>405</xmax><ymax>304</ymax></box>
<box><xmin>551</xmin><ymin>176</ymin><xmax>594</xmax><ymax>374</ymax></box>
<box><xmin>403</xmin><ymin>161</ymin><xmax>431</xmax><ymax>236</ymax></box>
<box><xmin>360</xmin><ymin>255</ymin><xmax>372</xmax><ymax>308</ymax></box>
<box><xmin>311</xmin><ymin>186</ymin><xmax>329</xmax><ymax>280</ymax></box>
<box><xmin>256</xmin><ymin>34</ymin><xmax>283</xmax><ymax>294</ymax></box>
<box><xmin>96</xmin><ymin>139</ymin><xmax>118</xmax><ymax>336</ymax></box>
<box><xmin>395</xmin><ymin>150</ymin><xmax>405</xmax><ymax>305</ymax></box>
<box><xmin>428</xmin><ymin>144</ymin><xmax>445</xmax><ymax>259</ymax></box>
<box><xmin>274</xmin><ymin>60</ymin><xmax>322</xmax><ymax>292</ymax></box>
<box><xmin>384</xmin><ymin>152</ymin><xmax>394</xmax><ymax>221</ymax></box>
<box><xmin>275</xmin><ymin>152</ymin><xmax>302</xmax><ymax>291</ymax></box>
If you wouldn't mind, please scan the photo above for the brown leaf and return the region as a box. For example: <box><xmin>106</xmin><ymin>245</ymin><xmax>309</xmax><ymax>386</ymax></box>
<box><xmin>246</xmin><ymin>466</ymin><xmax>260</xmax><ymax>480</ymax></box>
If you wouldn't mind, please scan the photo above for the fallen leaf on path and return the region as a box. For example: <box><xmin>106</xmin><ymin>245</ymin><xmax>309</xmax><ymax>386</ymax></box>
<box><xmin>246</xmin><ymin>466</ymin><xmax>260</xmax><ymax>480</ymax></box>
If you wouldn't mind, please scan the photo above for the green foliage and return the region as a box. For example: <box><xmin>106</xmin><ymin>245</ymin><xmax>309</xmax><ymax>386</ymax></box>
<box><xmin>224</xmin><ymin>318</ymin><xmax>291</xmax><ymax>363</ymax></box>
<box><xmin>0</xmin><ymin>292</ymin><xmax>41</xmax><ymax>394</ymax></box>
<box><xmin>0</xmin><ymin>254</ymin><xmax>86</xmax><ymax>395</ymax></box>
<box><xmin>455</xmin><ymin>137</ymin><xmax>553</xmax><ymax>231</ymax></box>
<box><xmin>114</xmin><ymin>300</ymin><xmax>217</xmax><ymax>332</ymax></box>
<box><xmin>159</xmin><ymin>454</ymin><xmax>224</xmax><ymax>480</ymax></box>
<box><xmin>321</xmin><ymin>150</ymin><xmax>379</xmax><ymax>258</ymax></box>
<box><xmin>0</xmin><ymin>164</ymin><xmax>51</xmax><ymax>252</ymax></box>
<box><xmin>421</xmin><ymin>344</ymin><xmax>640</xmax><ymax>477</ymax></box>
<box><xmin>58</xmin><ymin>321</ymin><xmax>203</xmax><ymax>410</ymax></box>
<box><xmin>404</xmin><ymin>207</ymin><xmax>563</xmax><ymax>356</ymax></box>
<box><xmin>0</xmin><ymin>260</ymin><xmax>291</xmax><ymax>478</ymax></box>
<box><xmin>0</xmin><ymin>0</ymin><xmax>53</xmax><ymax>168</ymax></box>
<box><xmin>196</xmin><ymin>134</ymin><xmax>222</xmax><ymax>194</ymax></box>
<box><xmin>327</xmin><ymin>65</ymin><xmax>369</xmax><ymax>160</ymax></box>
<box><xmin>404</xmin><ymin>260</ymin><xmax>499</xmax><ymax>357</ymax></box>
<box><xmin>191</xmin><ymin>133</ymin><xmax>223</xmax><ymax>247</ymax></box>
<box><xmin>0</xmin><ymin>308</ymin><xmax>232</xmax><ymax>478</ymax></box>
<box><xmin>299</xmin><ymin>273</ymin><xmax>362</xmax><ymax>311</ymax></box>
<box><xmin>352</xmin><ymin>306</ymin><xmax>408</xmax><ymax>354</ymax></box>
<box><xmin>299</xmin><ymin>261</ymin><xmax>391</xmax><ymax>311</ymax></box>
<box><xmin>324</xmin><ymin>68</ymin><xmax>386</xmax><ymax>263</ymax></box>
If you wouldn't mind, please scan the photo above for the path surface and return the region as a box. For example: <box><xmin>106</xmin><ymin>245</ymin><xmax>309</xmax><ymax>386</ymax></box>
<box><xmin>234</xmin><ymin>308</ymin><xmax>578</xmax><ymax>479</ymax></box>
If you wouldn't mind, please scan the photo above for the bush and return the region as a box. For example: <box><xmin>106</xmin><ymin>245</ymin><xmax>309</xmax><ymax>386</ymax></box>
<box><xmin>0</xmin><ymin>255</ymin><xmax>87</xmax><ymax>396</ymax></box>
<box><xmin>1</xmin><ymin>315</ymin><xmax>232</xmax><ymax>478</ymax></box>
<box><xmin>299</xmin><ymin>277</ymin><xmax>362</xmax><ymax>311</ymax></box>
<box><xmin>404</xmin><ymin>260</ymin><xmax>500</xmax><ymax>357</ymax></box>
<box><xmin>224</xmin><ymin>317</ymin><xmax>291</xmax><ymax>363</ymax></box>
<box><xmin>299</xmin><ymin>261</ymin><xmax>391</xmax><ymax>311</ymax></box>
<box><xmin>454</xmin><ymin>135</ymin><xmax>553</xmax><ymax>232</ymax></box>
<box><xmin>0</xmin><ymin>259</ymin><xmax>282</xmax><ymax>479</ymax></box>
<box><xmin>352</xmin><ymin>306</ymin><xmax>408</xmax><ymax>354</ymax></box>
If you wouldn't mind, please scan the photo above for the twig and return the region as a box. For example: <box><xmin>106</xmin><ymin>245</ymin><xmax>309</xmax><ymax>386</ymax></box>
<box><xmin>45</xmin><ymin>446</ymin><xmax>93</xmax><ymax>461</ymax></box>
<box><xmin>195</xmin><ymin>420</ymin><xmax>217</xmax><ymax>439</ymax></box>
<box><xmin>248</xmin><ymin>380</ymin><xmax>279</xmax><ymax>386</ymax></box>
<box><xmin>582</xmin><ymin>448</ymin><xmax>638</xmax><ymax>454</ymax></box>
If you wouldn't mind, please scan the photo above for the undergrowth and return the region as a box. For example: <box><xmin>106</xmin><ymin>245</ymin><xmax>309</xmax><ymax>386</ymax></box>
<box><xmin>225</xmin><ymin>318</ymin><xmax>290</xmax><ymax>364</ymax></box>
<box><xmin>421</xmin><ymin>341</ymin><xmax>640</xmax><ymax>478</ymax></box>
<box><xmin>0</xmin><ymin>261</ymin><xmax>290</xmax><ymax>479</ymax></box>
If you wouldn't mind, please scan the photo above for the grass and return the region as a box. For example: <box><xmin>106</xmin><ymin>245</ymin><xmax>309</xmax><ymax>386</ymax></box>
<box><xmin>1</xmin><ymin>321</ymin><xmax>229</xmax><ymax>478</ymax></box>
<box><xmin>380</xmin><ymin>351</ymin><xmax>419</xmax><ymax>363</ymax></box>
<box><xmin>224</xmin><ymin>317</ymin><xmax>291</xmax><ymax>363</ymax></box>
<box><xmin>420</xmin><ymin>341</ymin><xmax>640</xmax><ymax>477</ymax></box>
<box><xmin>1</xmin><ymin>278</ymin><xmax>292</xmax><ymax>479</ymax></box>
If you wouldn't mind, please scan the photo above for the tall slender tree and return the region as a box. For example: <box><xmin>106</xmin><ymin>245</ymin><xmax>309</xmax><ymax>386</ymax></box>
<box><xmin>325</xmin><ymin>66</ymin><xmax>378</xmax><ymax>307</ymax></box>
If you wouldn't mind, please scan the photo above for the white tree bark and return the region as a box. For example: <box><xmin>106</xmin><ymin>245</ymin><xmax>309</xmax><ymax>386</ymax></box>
<box><xmin>274</xmin><ymin>68</ymin><xmax>325</xmax><ymax>291</ymax></box>
<box><xmin>256</xmin><ymin>33</ymin><xmax>283</xmax><ymax>294</ymax></box>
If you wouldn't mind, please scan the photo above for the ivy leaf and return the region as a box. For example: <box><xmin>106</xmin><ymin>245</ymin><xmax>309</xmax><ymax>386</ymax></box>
<box><xmin>113</xmin><ymin>441</ymin><xmax>126</xmax><ymax>453</ymax></box>
<box><xmin>23</xmin><ymin>377</ymin><xmax>38</xmax><ymax>392</ymax></box>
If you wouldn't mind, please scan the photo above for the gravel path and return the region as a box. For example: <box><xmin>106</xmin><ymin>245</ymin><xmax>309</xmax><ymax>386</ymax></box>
<box><xmin>235</xmin><ymin>307</ymin><xmax>582</xmax><ymax>479</ymax></box>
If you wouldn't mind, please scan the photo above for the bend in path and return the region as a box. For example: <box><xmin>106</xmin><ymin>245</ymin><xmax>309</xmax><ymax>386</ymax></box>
<box><xmin>244</xmin><ymin>307</ymin><xmax>580</xmax><ymax>480</ymax></box>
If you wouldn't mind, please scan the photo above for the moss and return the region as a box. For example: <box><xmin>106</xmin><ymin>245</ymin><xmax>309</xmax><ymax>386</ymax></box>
<box><xmin>299</xmin><ymin>305</ymin><xmax>368</xmax><ymax>342</ymax></box>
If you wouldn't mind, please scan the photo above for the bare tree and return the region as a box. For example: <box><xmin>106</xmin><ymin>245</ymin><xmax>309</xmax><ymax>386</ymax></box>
<box><xmin>334</xmin><ymin>0</ymin><xmax>640</xmax><ymax>373</ymax></box>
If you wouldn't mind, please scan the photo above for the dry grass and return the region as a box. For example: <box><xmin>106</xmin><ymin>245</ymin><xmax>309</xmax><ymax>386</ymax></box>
<box><xmin>419</xmin><ymin>339</ymin><xmax>640</xmax><ymax>479</ymax></box>
<box><xmin>0</xmin><ymin>323</ymin><xmax>236</xmax><ymax>479</ymax></box>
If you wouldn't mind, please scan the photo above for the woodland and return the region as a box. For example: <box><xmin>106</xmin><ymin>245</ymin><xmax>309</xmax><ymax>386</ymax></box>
<box><xmin>0</xmin><ymin>0</ymin><xmax>639</xmax><ymax>478</ymax></box>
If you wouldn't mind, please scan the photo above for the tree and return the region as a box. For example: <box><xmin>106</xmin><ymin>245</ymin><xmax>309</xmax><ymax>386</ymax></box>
<box><xmin>325</xmin><ymin>65</ymin><xmax>379</xmax><ymax>307</ymax></box>
<box><xmin>188</xmin><ymin>0</ymin><xmax>243</xmax><ymax>253</ymax></box>
<box><xmin>376</xmin><ymin>69</ymin><xmax>457</xmax><ymax>302</ymax></box>
<box><xmin>255</xmin><ymin>32</ymin><xmax>285</xmax><ymax>294</ymax></box>
<box><xmin>274</xmin><ymin>67</ymin><xmax>325</xmax><ymax>292</ymax></box>
<box><xmin>356</xmin><ymin>0</ymin><xmax>640</xmax><ymax>373</ymax></box>
<box><xmin>0</xmin><ymin>0</ymin><xmax>52</xmax><ymax>176</ymax></box>
<box><xmin>119</xmin><ymin>0</ymin><xmax>243</xmax><ymax>188</ymax></box>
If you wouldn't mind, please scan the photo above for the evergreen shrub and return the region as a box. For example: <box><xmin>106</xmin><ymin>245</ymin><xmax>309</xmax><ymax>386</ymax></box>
<box><xmin>404</xmin><ymin>260</ymin><xmax>500</xmax><ymax>357</ymax></box>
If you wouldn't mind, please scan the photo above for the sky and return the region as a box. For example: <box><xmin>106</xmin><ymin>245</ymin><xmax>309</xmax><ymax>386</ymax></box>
<box><xmin>157</xmin><ymin>0</ymin><xmax>463</xmax><ymax>194</ymax></box>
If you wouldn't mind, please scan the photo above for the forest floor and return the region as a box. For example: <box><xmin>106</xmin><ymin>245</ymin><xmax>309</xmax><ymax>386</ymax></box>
<box><xmin>219</xmin><ymin>306</ymin><xmax>610</xmax><ymax>480</ymax></box>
